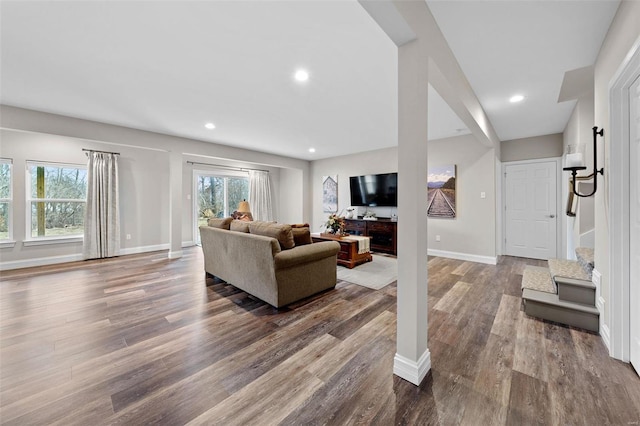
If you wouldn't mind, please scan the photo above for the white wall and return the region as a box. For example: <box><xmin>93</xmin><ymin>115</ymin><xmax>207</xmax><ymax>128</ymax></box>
<box><xmin>427</xmin><ymin>135</ymin><xmax>496</xmax><ymax>259</ymax></box>
<box><xmin>501</xmin><ymin>133</ymin><xmax>564</xmax><ymax>162</ymax></box>
<box><xmin>310</xmin><ymin>146</ymin><xmax>398</xmax><ymax>233</ymax></box>
<box><xmin>563</xmin><ymin>94</ymin><xmax>596</xmax><ymax>258</ymax></box>
<box><xmin>0</xmin><ymin>106</ymin><xmax>310</xmax><ymax>269</ymax></box>
<box><xmin>278</xmin><ymin>167</ymin><xmax>304</xmax><ymax>225</ymax></box>
<box><xmin>310</xmin><ymin>134</ymin><xmax>497</xmax><ymax>260</ymax></box>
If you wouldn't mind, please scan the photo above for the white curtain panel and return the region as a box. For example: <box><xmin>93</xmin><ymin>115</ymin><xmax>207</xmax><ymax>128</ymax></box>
<box><xmin>248</xmin><ymin>170</ymin><xmax>273</xmax><ymax>222</ymax></box>
<box><xmin>84</xmin><ymin>152</ymin><xmax>120</xmax><ymax>259</ymax></box>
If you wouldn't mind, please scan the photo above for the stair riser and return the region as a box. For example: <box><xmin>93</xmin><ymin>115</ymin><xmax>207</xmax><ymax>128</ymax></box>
<box><xmin>557</xmin><ymin>283</ymin><xmax>596</xmax><ymax>306</ymax></box>
<box><xmin>524</xmin><ymin>300</ymin><xmax>599</xmax><ymax>332</ymax></box>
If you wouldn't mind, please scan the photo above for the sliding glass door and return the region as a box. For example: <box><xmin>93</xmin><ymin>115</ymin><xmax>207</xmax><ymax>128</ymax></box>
<box><xmin>194</xmin><ymin>170</ymin><xmax>248</xmax><ymax>243</ymax></box>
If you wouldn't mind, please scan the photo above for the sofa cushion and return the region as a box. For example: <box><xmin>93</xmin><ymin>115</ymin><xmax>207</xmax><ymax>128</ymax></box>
<box><xmin>291</xmin><ymin>223</ymin><xmax>310</xmax><ymax>228</ymax></box>
<box><xmin>230</xmin><ymin>219</ymin><xmax>251</xmax><ymax>233</ymax></box>
<box><xmin>291</xmin><ymin>227</ymin><xmax>312</xmax><ymax>246</ymax></box>
<box><xmin>249</xmin><ymin>222</ymin><xmax>295</xmax><ymax>250</ymax></box>
<box><xmin>207</xmin><ymin>217</ymin><xmax>232</xmax><ymax>229</ymax></box>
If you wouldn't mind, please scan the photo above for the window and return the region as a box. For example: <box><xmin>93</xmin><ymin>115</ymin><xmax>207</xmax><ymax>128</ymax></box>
<box><xmin>27</xmin><ymin>162</ymin><xmax>87</xmax><ymax>238</ymax></box>
<box><xmin>0</xmin><ymin>159</ymin><xmax>12</xmax><ymax>241</ymax></box>
<box><xmin>195</xmin><ymin>172</ymin><xmax>249</xmax><ymax>228</ymax></box>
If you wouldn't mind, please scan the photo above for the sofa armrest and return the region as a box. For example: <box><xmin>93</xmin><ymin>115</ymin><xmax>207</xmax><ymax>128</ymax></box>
<box><xmin>273</xmin><ymin>241</ymin><xmax>340</xmax><ymax>270</ymax></box>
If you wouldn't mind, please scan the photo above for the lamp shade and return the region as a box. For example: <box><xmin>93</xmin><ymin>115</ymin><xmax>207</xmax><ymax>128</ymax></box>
<box><xmin>238</xmin><ymin>200</ymin><xmax>251</xmax><ymax>213</ymax></box>
<box><xmin>565</xmin><ymin>153</ymin><xmax>584</xmax><ymax>168</ymax></box>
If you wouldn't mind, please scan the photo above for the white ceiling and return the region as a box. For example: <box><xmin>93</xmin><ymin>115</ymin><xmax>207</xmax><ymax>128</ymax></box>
<box><xmin>427</xmin><ymin>0</ymin><xmax>619</xmax><ymax>142</ymax></box>
<box><xmin>0</xmin><ymin>1</ymin><xmax>619</xmax><ymax>160</ymax></box>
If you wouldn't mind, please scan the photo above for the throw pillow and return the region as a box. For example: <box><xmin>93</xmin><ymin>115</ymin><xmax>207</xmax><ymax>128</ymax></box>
<box><xmin>230</xmin><ymin>219</ymin><xmax>250</xmax><ymax>233</ymax></box>
<box><xmin>291</xmin><ymin>227</ymin><xmax>312</xmax><ymax>246</ymax></box>
<box><xmin>249</xmin><ymin>222</ymin><xmax>295</xmax><ymax>250</ymax></box>
<box><xmin>207</xmin><ymin>217</ymin><xmax>233</xmax><ymax>230</ymax></box>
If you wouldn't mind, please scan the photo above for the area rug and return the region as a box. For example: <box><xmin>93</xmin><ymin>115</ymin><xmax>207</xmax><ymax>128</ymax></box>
<box><xmin>336</xmin><ymin>254</ymin><xmax>397</xmax><ymax>290</ymax></box>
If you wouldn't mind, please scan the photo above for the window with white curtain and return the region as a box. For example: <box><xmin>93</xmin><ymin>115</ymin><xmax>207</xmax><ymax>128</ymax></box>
<box><xmin>0</xmin><ymin>159</ymin><xmax>12</xmax><ymax>241</ymax></box>
<box><xmin>26</xmin><ymin>161</ymin><xmax>87</xmax><ymax>238</ymax></box>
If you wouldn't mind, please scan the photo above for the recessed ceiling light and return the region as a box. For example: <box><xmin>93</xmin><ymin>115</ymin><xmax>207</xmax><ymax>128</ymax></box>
<box><xmin>205</xmin><ymin>122</ymin><xmax>215</xmax><ymax>129</ymax></box>
<box><xmin>308</xmin><ymin>148</ymin><xmax>316</xmax><ymax>153</ymax></box>
<box><xmin>295</xmin><ymin>70</ymin><xmax>309</xmax><ymax>82</ymax></box>
<box><xmin>509</xmin><ymin>94</ymin><xmax>525</xmax><ymax>103</ymax></box>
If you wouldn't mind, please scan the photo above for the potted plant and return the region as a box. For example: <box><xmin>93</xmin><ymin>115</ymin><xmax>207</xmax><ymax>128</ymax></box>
<box><xmin>323</xmin><ymin>213</ymin><xmax>346</xmax><ymax>236</ymax></box>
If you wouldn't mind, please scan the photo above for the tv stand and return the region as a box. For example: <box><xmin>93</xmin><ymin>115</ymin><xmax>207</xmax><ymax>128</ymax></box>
<box><xmin>344</xmin><ymin>218</ymin><xmax>397</xmax><ymax>255</ymax></box>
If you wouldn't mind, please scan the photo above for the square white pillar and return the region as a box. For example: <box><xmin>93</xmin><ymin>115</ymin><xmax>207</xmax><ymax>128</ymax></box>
<box><xmin>394</xmin><ymin>39</ymin><xmax>430</xmax><ymax>385</ymax></box>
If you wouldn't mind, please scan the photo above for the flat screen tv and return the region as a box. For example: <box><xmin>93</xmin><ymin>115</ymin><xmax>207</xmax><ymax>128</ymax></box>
<box><xmin>349</xmin><ymin>172</ymin><xmax>398</xmax><ymax>207</ymax></box>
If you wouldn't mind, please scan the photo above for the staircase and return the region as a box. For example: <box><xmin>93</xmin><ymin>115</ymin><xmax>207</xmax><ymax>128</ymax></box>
<box><xmin>521</xmin><ymin>247</ymin><xmax>599</xmax><ymax>332</ymax></box>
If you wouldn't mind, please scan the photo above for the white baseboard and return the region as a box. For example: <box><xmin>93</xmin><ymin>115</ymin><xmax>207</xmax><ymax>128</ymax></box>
<box><xmin>596</xmin><ymin>293</ymin><xmax>611</xmax><ymax>354</ymax></box>
<box><xmin>0</xmin><ymin>242</ymin><xmax>196</xmax><ymax>271</ymax></box>
<box><xmin>393</xmin><ymin>349</ymin><xmax>431</xmax><ymax>386</ymax></box>
<box><xmin>119</xmin><ymin>243</ymin><xmax>170</xmax><ymax>256</ymax></box>
<box><xmin>0</xmin><ymin>253</ymin><xmax>84</xmax><ymax>271</ymax></box>
<box><xmin>168</xmin><ymin>250</ymin><xmax>183</xmax><ymax>259</ymax></box>
<box><xmin>427</xmin><ymin>249</ymin><xmax>497</xmax><ymax>265</ymax></box>
<box><xmin>600</xmin><ymin>322</ymin><xmax>611</xmax><ymax>355</ymax></box>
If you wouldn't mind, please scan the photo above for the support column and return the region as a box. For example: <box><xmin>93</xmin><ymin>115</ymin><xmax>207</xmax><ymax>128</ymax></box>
<box><xmin>168</xmin><ymin>151</ymin><xmax>183</xmax><ymax>259</ymax></box>
<box><xmin>394</xmin><ymin>39</ymin><xmax>430</xmax><ymax>385</ymax></box>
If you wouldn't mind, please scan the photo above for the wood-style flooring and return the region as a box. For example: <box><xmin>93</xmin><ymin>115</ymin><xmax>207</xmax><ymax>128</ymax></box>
<box><xmin>1</xmin><ymin>248</ymin><xmax>639</xmax><ymax>425</ymax></box>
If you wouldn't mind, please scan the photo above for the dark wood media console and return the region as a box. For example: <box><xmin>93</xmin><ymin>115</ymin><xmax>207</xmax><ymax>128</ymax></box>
<box><xmin>343</xmin><ymin>218</ymin><xmax>397</xmax><ymax>255</ymax></box>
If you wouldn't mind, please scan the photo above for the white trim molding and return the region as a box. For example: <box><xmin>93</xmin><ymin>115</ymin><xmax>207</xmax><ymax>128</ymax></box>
<box><xmin>23</xmin><ymin>236</ymin><xmax>83</xmax><ymax>246</ymax></box>
<box><xmin>0</xmin><ymin>243</ymin><xmax>191</xmax><ymax>271</ymax></box>
<box><xmin>168</xmin><ymin>250</ymin><xmax>183</xmax><ymax>259</ymax></box>
<box><xmin>393</xmin><ymin>349</ymin><xmax>431</xmax><ymax>386</ymax></box>
<box><xmin>593</xmin><ymin>269</ymin><xmax>611</xmax><ymax>353</ymax></box>
<box><xmin>601</xmin><ymin>322</ymin><xmax>611</xmax><ymax>354</ymax></box>
<box><xmin>607</xmin><ymin>35</ymin><xmax>640</xmax><ymax>362</ymax></box>
<box><xmin>119</xmin><ymin>243</ymin><xmax>170</xmax><ymax>256</ymax></box>
<box><xmin>0</xmin><ymin>253</ymin><xmax>84</xmax><ymax>271</ymax></box>
<box><xmin>427</xmin><ymin>249</ymin><xmax>497</xmax><ymax>265</ymax></box>
<box><xmin>0</xmin><ymin>240</ymin><xmax>17</xmax><ymax>249</ymax></box>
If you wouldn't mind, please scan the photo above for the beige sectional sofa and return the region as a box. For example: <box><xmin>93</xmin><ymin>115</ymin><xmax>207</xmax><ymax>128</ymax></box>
<box><xmin>199</xmin><ymin>219</ymin><xmax>340</xmax><ymax>308</ymax></box>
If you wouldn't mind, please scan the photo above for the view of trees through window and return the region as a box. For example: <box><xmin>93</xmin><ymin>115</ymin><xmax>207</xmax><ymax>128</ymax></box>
<box><xmin>196</xmin><ymin>174</ymin><xmax>249</xmax><ymax>228</ymax></box>
<box><xmin>0</xmin><ymin>161</ymin><xmax>11</xmax><ymax>240</ymax></box>
<box><xmin>28</xmin><ymin>163</ymin><xmax>87</xmax><ymax>237</ymax></box>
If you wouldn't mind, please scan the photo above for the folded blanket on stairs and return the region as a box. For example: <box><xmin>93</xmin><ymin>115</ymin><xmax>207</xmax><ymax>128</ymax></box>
<box><xmin>575</xmin><ymin>247</ymin><xmax>595</xmax><ymax>276</ymax></box>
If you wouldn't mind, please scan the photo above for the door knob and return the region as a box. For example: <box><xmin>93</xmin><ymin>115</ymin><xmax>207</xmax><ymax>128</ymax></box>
<box><xmin>548</xmin><ymin>214</ymin><xmax>556</xmax><ymax>218</ymax></box>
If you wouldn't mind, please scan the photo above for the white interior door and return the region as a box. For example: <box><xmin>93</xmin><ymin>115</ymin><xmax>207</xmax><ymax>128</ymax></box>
<box><xmin>629</xmin><ymin>74</ymin><xmax>640</xmax><ymax>374</ymax></box>
<box><xmin>504</xmin><ymin>161</ymin><xmax>557</xmax><ymax>260</ymax></box>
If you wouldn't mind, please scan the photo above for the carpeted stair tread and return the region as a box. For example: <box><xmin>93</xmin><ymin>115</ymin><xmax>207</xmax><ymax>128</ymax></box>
<box><xmin>548</xmin><ymin>258</ymin><xmax>591</xmax><ymax>281</ymax></box>
<box><xmin>521</xmin><ymin>265</ymin><xmax>556</xmax><ymax>294</ymax></box>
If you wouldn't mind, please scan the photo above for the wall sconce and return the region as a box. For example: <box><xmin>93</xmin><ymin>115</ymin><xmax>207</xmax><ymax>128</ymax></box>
<box><xmin>563</xmin><ymin>126</ymin><xmax>605</xmax><ymax>198</ymax></box>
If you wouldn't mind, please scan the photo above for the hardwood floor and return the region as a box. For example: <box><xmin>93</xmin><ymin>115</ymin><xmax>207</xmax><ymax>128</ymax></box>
<box><xmin>1</xmin><ymin>248</ymin><xmax>639</xmax><ymax>425</ymax></box>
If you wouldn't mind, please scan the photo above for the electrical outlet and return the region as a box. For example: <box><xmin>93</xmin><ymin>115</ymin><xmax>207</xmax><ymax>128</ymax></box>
<box><xmin>187</xmin><ymin>194</ymin><xmax>191</xmax><ymax>200</ymax></box>
<box><xmin>480</xmin><ymin>192</ymin><xmax>486</xmax><ymax>199</ymax></box>
<box><xmin>126</xmin><ymin>234</ymin><xmax>131</xmax><ymax>240</ymax></box>
<box><xmin>435</xmin><ymin>235</ymin><xmax>441</xmax><ymax>242</ymax></box>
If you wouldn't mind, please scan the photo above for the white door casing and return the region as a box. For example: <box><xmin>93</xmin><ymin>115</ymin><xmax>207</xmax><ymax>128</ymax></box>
<box><xmin>608</xmin><ymin>37</ymin><xmax>640</xmax><ymax>363</ymax></box>
<box><xmin>504</xmin><ymin>160</ymin><xmax>558</xmax><ymax>260</ymax></box>
<box><xmin>629</xmin><ymin>74</ymin><xmax>640</xmax><ymax>374</ymax></box>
